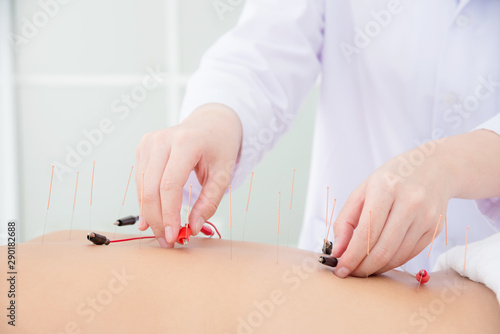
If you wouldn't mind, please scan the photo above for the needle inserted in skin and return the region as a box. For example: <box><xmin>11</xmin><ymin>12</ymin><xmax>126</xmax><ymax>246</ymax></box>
<box><xmin>114</xmin><ymin>166</ymin><xmax>134</xmax><ymax>238</ymax></box>
<box><xmin>229</xmin><ymin>185</ymin><xmax>233</xmax><ymax>259</ymax></box>
<box><xmin>187</xmin><ymin>184</ymin><xmax>192</xmax><ymax>228</ymax></box>
<box><xmin>242</xmin><ymin>171</ymin><xmax>254</xmax><ymax>241</ymax></box>
<box><xmin>427</xmin><ymin>214</ymin><xmax>442</xmax><ymax>259</ymax></box>
<box><xmin>277</xmin><ymin>191</ymin><xmax>281</xmax><ymax>264</ymax></box>
<box><xmin>464</xmin><ymin>226</ymin><xmax>469</xmax><ymax>271</ymax></box>
<box><xmin>322</xmin><ymin>197</ymin><xmax>336</xmax><ymax>255</ymax></box>
<box><xmin>367</xmin><ymin>210</ymin><xmax>371</xmax><ymax>256</ymax></box>
<box><xmin>89</xmin><ymin>161</ymin><xmax>95</xmax><ymax>232</ymax></box>
<box><xmin>325</xmin><ymin>186</ymin><xmax>329</xmax><ymax>230</ymax></box>
<box><xmin>287</xmin><ymin>169</ymin><xmax>295</xmax><ymax>247</ymax></box>
<box><xmin>418</xmin><ymin>214</ymin><xmax>443</xmax><ymax>291</ymax></box>
<box><xmin>462</xmin><ymin>225</ymin><xmax>470</xmax><ymax>292</ymax></box>
<box><xmin>445</xmin><ymin>215</ymin><xmax>448</xmax><ymax>246</ymax></box>
<box><xmin>69</xmin><ymin>171</ymin><xmax>79</xmax><ymax>240</ymax></box>
<box><xmin>139</xmin><ymin>172</ymin><xmax>144</xmax><ymax>248</ymax></box>
<box><xmin>42</xmin><ymin>165</ymin><xmax>55</xmax><ymax>244</ymax></box>
<box><xmin>325</xmin><ymin>198</ymin><xmax>336</xmax><ymax>243</ymax></box>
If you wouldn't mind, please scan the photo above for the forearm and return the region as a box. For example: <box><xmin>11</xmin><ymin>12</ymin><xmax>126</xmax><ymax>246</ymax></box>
<box><xmin>437</xmin><ymin>129</ymin><xmax>500</xmax><ymax>199</ymax></box>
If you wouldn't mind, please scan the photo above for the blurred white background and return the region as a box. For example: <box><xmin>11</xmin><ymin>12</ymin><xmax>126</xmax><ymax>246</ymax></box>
<box><xmin>0</xmin><ymin>0</ymin><xmax>318</xmax><ymax>245</ymax></box>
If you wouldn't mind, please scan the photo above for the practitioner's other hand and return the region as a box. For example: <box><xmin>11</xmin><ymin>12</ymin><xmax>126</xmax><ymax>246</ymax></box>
<box><xmin>135</xmin><ymin>103</ymin><xmax>242</xmax><ymax>248</ymax></box>
<box><xmin>331</xmin><ymin>139</ymin><xmax>453</xmax><ymax>277</ymax></box>
<box><xmin>332</xmin><ymin>130</ymin><xmax>500</xmax><ymax>278</ymax></box>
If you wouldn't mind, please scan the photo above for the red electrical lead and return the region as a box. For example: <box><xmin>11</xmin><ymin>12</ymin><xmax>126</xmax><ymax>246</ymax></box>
<box><xmin>111</xmin><ymin>236</ymin><xmax>155</xmax><ymax>243</ymax></box>
<box><xmin>89</xmin><ymin>221</ymin><xmax>221</xmax><ymax>246</ymax></box>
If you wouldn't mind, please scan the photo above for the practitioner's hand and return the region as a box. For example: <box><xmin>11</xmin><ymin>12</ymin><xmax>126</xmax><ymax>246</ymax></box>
<box><xmin>332</xmin><ymin>130</ymin><xmax>500</xmax><ymax>278</ymax></box>
<box><xmin>135</xmin><ymin>103</ymin><xmax>242</xmax><ymax>248</ymax></box>
<box><xmin>331</xmin><ymin>140</ymin><xmax>453</xmax><ymax>277</ymax></box>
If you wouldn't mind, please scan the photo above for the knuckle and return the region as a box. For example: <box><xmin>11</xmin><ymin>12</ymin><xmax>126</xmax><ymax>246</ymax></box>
<box><xmin>371</xmin><ymin>244</ymin><xmax>392</xmax><ymax>265</ymax></box>
<box><xmin>139</xmin><ymin>133</ymin><xmax>151</xmax><ymax>147</ymax></box>
<box><xmin>367</xmin><ymin>223</ymin><xmax>378</xmax><ymax>242</ymax></box>
<box><xmin>365</xmin><ymin>182</ymin><xmax>380</xmax><ymax>196</ymax></box>
<box><xmin>142</xmin><ymin>189</ymin><xmax>158</xmax><ymax>203</ymax></box>
<box><xmin>202</xmin><ymin>198</ymin><xmax>219</xmax><ymax>216</ymax></box>
<box><xmin>172</xmin><ymin>128</ymin><xmax>196</xmax><ymax>145</ymax></box>
<box><xmin>424</xmin><ymin>211</ymin><xmax>442</xmax><ymax>232</ymax></box>
<box><xmin>160</xmin><ymin>177</ymin><xmax>180</xmax><ymax>192</ymax></box>
<box><xmin>161</xmin><ymin>211</ymin><xmax>180</xmax><ymax>226</ymax></box>
<box><xmin>390</xmin><ymin>247</ymin><xmax>412</xmax><ymax>267</ymax></box>
<box><xmin>408</xmin><ymin>186</ymin><xmax>427</xmax><ymax>207</ymax></box>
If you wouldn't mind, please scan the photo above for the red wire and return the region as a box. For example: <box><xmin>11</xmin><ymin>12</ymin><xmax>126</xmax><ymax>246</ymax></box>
<box><xmin>204</xmin><ymin>221</ymin><xmax>222</xmax><ymax>239</ymax></box>
<box><xmin>109</xmin><ymin>222</ymin><xmax>221</xmax><ymax>243</ymax></box>
<box><xmin>110</xmin><ymin>236</ymin><xmax>155</xmax><ymax>243</ymax></box>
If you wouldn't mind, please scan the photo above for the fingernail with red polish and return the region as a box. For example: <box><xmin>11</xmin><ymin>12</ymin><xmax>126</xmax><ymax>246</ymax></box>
<box><xmin>158</xmin><ymin>237</ymin><xmax>168</xmax><ymax>248</ymax></box>
<box><xmin>335</xmin><ymin>267</ymin><xmax>350</xmax><ymax>278</ymax></box>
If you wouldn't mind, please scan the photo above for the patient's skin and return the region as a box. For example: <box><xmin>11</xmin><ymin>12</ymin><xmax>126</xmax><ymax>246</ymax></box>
<box><xmin>1</xmin><ymin>230</ymin><xmax>499</xmax><ymax>334</ymax></box>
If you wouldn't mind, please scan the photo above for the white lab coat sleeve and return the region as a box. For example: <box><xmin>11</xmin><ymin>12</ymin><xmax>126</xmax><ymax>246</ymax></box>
<box><xmin>179</xmin><ymin>0</ymin><xmax>324</xmax><ymax>191</ymax></box>
<box><xmin>473</xmin><ymin>113</ymin><xmax>500</xmax><ymax>230</ymax></box>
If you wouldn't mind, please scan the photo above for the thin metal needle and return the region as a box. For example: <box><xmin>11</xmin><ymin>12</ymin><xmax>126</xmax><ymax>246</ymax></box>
<box><xmin>42</xmin><ymin>165</ymin><xmax>55</xmax><ymax>244</ymax></box>
<box><xmin>69</xmin><ymin>171</ymin><xmax>79</xmax><ymax>240</ymax></box>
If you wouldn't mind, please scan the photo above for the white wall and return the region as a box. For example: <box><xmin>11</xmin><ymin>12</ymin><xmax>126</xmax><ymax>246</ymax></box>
<box><xmin>14</xmin><ymin>0</ymin><xmax>317</xmax><ymax>246</ymax></box>
<box><xmin>0</xmin><ymin>0</ymin><xmax>19</xmax><ymax>246</ymax></box>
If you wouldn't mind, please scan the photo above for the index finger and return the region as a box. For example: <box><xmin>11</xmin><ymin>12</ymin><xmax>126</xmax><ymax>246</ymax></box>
<box><xmin>160</xmin><ymin>146</ymin><xmax>199</xmax><ymax>244</ymax></box>
<box><xmin>334</xmin><ymin>195</ymin><xmax>393</xmax><ymax>278</ymax></box>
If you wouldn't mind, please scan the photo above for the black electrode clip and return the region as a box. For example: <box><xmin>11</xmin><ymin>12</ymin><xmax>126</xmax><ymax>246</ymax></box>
<box><xmin>322</xmin><ymin>239</ymin><xmax>333</xmax><ymax>255</ymax></box>
<box><xmin>114</xmin><ymin>215</ymin><xmax>139</xmax><ymax>226</ymax></box>
<box><xmin>318</xmin><ymin>256</ymin><xmax>338</xmax><ymax>268</ymax></box>
<box><xmin>87</xmin><ymin>232</ymin><xmax>110</xmax><ymax>245</ymax></box>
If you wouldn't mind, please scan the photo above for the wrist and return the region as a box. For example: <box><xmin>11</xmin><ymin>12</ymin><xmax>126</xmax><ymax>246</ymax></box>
<box><xmin>184</xmin><ymin>103</ymin><xmax>243</xmax><ymax>146</ymax></box>
<box><xmin>424</xmin><ymin>130</ymin><xmax>500</xmax><ymax>199</ymax></box>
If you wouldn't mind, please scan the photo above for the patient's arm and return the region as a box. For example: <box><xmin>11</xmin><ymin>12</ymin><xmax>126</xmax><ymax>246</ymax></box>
<box><xmin>1</xmin><ymin>230</ymin><xmax>499</xmax><ymax>334</ymax></box>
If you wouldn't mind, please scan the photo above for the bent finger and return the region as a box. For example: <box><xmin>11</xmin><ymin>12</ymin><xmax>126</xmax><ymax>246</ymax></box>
<box><xmin>142</xmin><ymin>145</ymin><xmax>171</xmax><ymax>247</ymax></box>
<box><xmin>353</xmin><ymin>202</ymin><xmax>416</xmax><ymax>276</ymax></box>
<box><xmin>160</xmin><ymin>146</ymin><xmax>200</xmax><ymax>244</ymax></box>
<box><xmin>189</xmin><ymin>166</ymin><xmax>232</xmax><ymax>235</ymax></box>
<box><xmin>335</xmin><ymin>193</ymin><xmax>393</xmax><ymax>278</ymax></box>
<box><xmin>332</xmin><ymin>185</ymin><xmax>366</xmax><ymax>258</ymax></box>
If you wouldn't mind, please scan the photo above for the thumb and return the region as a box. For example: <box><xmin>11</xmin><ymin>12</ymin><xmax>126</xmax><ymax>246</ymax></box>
<box><xmin>189</xmin><ymin>172</ymin><xmax>229</xmax><ymax>235</ymax></box>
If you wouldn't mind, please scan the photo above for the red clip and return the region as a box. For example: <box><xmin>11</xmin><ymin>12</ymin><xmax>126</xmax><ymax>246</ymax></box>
<box><xmin>177</xmin><ymin>221</ymin><xmax>219</xmax><ymax>245</ymax></box>
<box><xmin>416</xmin><ymin>269</ymin><xmax>430</xmax><ymax>284</ymax></box>
<box><xmin>177</xmin><ymin>225</ymin><xmax>192</xmax><ymax>245</ymax></box>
